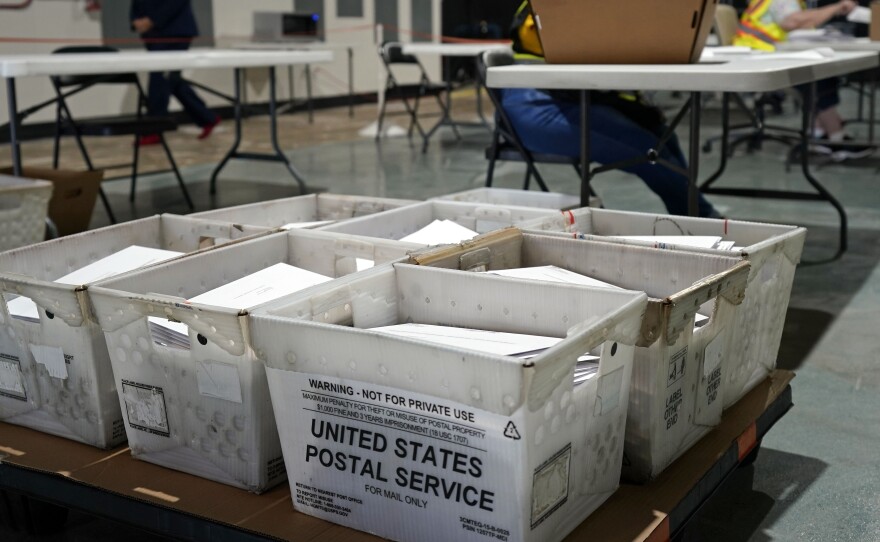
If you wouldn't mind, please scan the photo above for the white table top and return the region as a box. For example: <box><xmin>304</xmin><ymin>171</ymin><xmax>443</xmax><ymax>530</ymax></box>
<box><xmin>486</xmin><ymin>51</ymin><xmax>878</xmax><ymax>92</ymax></box>
<box><xmin>777</xmin><ymin>37</ymin><xmax>880</xmax><ymax>52</ymax></box>
<box><xmin>401</xmin><ymin>42</ymin><xmax>512</xmax><ymax>57</ymax></box>
<box><xmin>0</xmin><ymin>48</ymin><xmax>333</xmax><ymax>78</ymax></box>
<box><xmin>225</xmin><ymin>40</ymin><xmax>358</xmax><ymax>52</ymax></box>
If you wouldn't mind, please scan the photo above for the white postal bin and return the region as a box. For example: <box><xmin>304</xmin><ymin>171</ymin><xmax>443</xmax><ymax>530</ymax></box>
<box><xmin>0</xmin><ymin>175</ymin><xmax>52</xmax><ymax>252</ymax></box>
<box><xmin>0</xmin><ymin>215</ymin><xmax>265</xmax><ymax>448</ymax></box>
<box><xmin>250</xmin><ymin>264</ymin><xmax>648</xmax><ymax>542</ymax></box>
<box><xmin>519</xmin><ymin>208</ymin><xmax>805</xmax><ymax>409</ymax></box>
<box><xmin>87</xmin><ymin>229</ymin><xmax>420</xmax><ymax>491</ymax></box>
<box><xmin>188</xmin><ymin>193</ymin><xmax>418</xmax><ymax>229</ymax></box>
<box><xmin>409</xmin><ymin>228</ymin><xmax>750</xmax><ymax>482</ymax></box>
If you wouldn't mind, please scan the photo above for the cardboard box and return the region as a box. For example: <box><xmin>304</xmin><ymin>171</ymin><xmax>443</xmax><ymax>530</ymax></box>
<box><xmin>530</xmin><ymin>0</ymin><xmax>718</xmax><ymax>64</ymax></box>
<box><xmin>519</xmin><ymin>208</ymin><xmax>806</xmax><ymax>410</ymax></box>
<box><xmin>86</xmin><ymin>229</ymin><xmax>421</xmax><ymax>491</ymax></box>
<box><xmin>250</xmin><ymin>264</ymin><xmax>648</xmax><ymax>542</ymax></box>
<box><xmin>0</xmin><ymin>175</ymin><xmax>52</xmax><ymax>252</ymax></box>
<box><xmin>0</xmin><ymin>215</ymin><xmax>269</xmax><ymax>449</ymax></box>
<box><xmin>1</xmin><ymin>167</ymin><xmax>103</xmax><ymax>237</ymax></box>
<box><xmin>188</xmin><ymin>193</ymin><xmax>419</xmax><ymax>230</ymax></box>
<box><xmin>318</xmin><ymin>200</ymin><xmax>558</xmax><ymax>241</ymax></box>
<box><xmin>409</xmin><ymin>229</ymin><xmax>750</xmax><ymax>482</ymax></box>
<box><xmin>432</xmin><ymin>187</ymin><xmax>580</xmax><ymax>210</ymax></box>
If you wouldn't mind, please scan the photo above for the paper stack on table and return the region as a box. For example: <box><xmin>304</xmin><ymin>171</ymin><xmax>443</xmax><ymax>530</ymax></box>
<box><xmin>149</xmin><ymin>262</ymin><xmax>332</xmax><ymax>349</ymax></box>
<box><xmin>6</xmin><ymin>245</ymin><xmax>184</xmax><ymax>324</ymax></box>
<box><xmin>847</xmin><ymin>6</ymin><xmax>871</xmax><ymax>24</ymax></box>
<box><xmin>399</xmin><ymin>219</ymin><xmax>479</xmax><ymax>245</ymax></box>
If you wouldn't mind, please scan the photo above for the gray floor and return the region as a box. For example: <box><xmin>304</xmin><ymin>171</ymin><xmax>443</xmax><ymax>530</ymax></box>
<box><xmin>3</xmin><ymin>93</ymin><xmax>880</xmax><ymax>541</ymax></box>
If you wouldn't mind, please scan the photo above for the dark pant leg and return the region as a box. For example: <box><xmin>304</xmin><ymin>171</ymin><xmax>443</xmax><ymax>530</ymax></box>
<box><xmin>503</xmin><ymin>89</ymin><xmax>716</xmax><ymax>217</ymax></box>
<box><xmin>147</xmin><ymin>71</ymin><xmax>172</xmax><ymax>117</ymax></box>
<box><xmin>166</xmin><ymin>70</ymin><xmax>216</xmax><ymax>127</ymax></box>
<box><xmin>795</xmin><ymin>77</ymin><xmax>841</xmax><ymax>113</ymax></box>
<box><xmin>146</xmin><ymin>41</ymin><xmax>215</xmax><ymax>127</ymax></box>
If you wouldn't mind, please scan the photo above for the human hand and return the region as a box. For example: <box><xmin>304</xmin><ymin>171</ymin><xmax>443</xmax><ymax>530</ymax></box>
<box><xmin>837</xmin><ymin>0</ymin><xmax>857</xmax><ymax>16</ymax></box>
<box><xmin>132</xmin><ymin>17</ymin><xmax>154</xmax><ymax>34</ymax></box>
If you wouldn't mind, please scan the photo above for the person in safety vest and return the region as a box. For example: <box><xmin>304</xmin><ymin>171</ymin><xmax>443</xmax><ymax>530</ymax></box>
<box><xmin>502</xmin><ymin>2</ymin><xmax>720</xmax><ymax>217</ymax></box>
<box><xmin>734</xmin><ymin>0</ymin><xmax>873</xmax><ymax>160</ymax></box>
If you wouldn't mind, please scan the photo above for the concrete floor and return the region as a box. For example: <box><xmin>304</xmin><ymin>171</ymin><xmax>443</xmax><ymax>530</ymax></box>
<box><xmin>2</xmin><ymin>90</ymin><xmax>880</xmax><ymax>541</ymax></box>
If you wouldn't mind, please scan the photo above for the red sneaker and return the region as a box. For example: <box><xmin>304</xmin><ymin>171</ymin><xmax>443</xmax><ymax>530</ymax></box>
<box><xmin>198</xmin><ymin>115</ymin><xmax>221</xmax><ymax>140</ymax></box>
<box><xmin>136</xmin><ymin>134</ymin><xmax>161</xmax><ymax>147</ymax></box>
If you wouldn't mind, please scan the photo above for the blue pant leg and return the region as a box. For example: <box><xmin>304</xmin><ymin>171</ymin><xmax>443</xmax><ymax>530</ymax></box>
<box><xmin>167</xmin><ymin>71</ymin><xmax>215</xmax><ymax>127</ymax></box>
<box><xmin>145</xmin><ymin>41</ymin><xmax>214</xmax><ymax>127</ymax></box>
<box><xmin>502</xmin><ymin>89</ymin><xmax>715</xmax><ymax>217</ymax></box>
<box><xmin>147</xmin><ymin>71</ymin><xmax>171</xmax><ymax>117</ymax></box>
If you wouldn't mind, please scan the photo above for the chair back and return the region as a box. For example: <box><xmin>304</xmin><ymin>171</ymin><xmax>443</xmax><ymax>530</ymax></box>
<box><xmin>51</xmin><ymin>46</ymin><xmax>139</xmax><ymax>88</ymax></box>
<box><xmin>714</xmin><ymin>4</ymin><xmax>739</xmax><ymax>47</ymax></box>
<box><xmin>379</xmin><ymin>42</ymin><xmax>420</xmax><ymax>66</ymax></box>
<box><xmin>477</xmin><ymin>50</ymin><xmax>513</xmax><ymax>115</ymax></box>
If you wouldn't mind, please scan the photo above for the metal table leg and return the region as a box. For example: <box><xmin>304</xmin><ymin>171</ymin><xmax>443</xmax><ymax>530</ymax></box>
<box><xmin>348</xmin><ymin>47</ymin><xmax>355</xmax><ymax>118</ymax></box>
<box><xmin>6</xmin><ymin>78</ymin><xmax>22</xmax><ymax>176</ymax></box>
<box><xmin>700</xmin><ymin>92</ymin><xmax>731</xmax><ymax>189</ymax></box>
<box><xmin>268</xmin><ymin>66</ymin><xmax>308</xmax><ymax>193</ymax></box>
<box><xmin>305</xmin><ymin>64</ymin><xmax>314</xmax><ymax>124</ymax></box>
<box><xmin>209</xmin><ymin>68</ymin><xmax>244</xmax><ymax>195</ymax></box>
<box><xmin>688</xmin><ymin>91</ymin><xmax>702</xmax><ymax>217</ymax></box>
<box><xmin>421</xmin><ymin>55</ymin><xmax>462</xmax><ymax>153</ymax></box>
<box><xmin>580</xmin><ymin>90</ymin><xmax>592</xmax><ymax>207</ymax></box>
<box><xmin>799</xmin><ymin>82</ymin><xmax>847</xmax><ymax>259</ymax></box>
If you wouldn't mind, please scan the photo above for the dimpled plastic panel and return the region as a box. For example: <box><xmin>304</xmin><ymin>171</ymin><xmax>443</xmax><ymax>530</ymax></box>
<box><xmin>520</xmin><ymin>208</ymin><xmax>805</xmax><ymax>410</ymax></box>
<box><xmin>88</xmin><ymin>229</ymin><xmax>417</xmax><ymax>491</ymax></box>
<box><xmin>0</xmin><ymin>215</ymin><xmax>269</xmax><ymax>448</ymax></box>
<box><xmin>411</xmin><ymin>230</ymin><xmax>750</xmax><ymax>481</ymax></box>
<box><xmin>189</xmin><ymin>193</ymin><xmax>419</xmax><ymax>229</ymax></box>
<box><xmin>251</xmin><ymin>264</ymin><xmax>647</xmax><ymax>542</ymax></box>
<box><xmin>319</xmin><ymin>200</ymin><xmax>559</xmax><ymax>241</ymax></box>
<box><xmin>0</xmin><ymin>176</ymin><xmax>52</xmax><ymax>252</ymax></box>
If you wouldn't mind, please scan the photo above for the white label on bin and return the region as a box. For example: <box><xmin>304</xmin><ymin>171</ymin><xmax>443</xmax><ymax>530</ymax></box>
<box><xmin>270</xmin><ymin>370</ymin><xmax>538</xmax><ymax>541</ymax></box>
<box><xmin>196</xmin><ymin>360</ymin><xmax>242</xmax><ymax>404</ymax></box>
<box><xmin>596</xmin><ymin>366</ymin><xmax>623</xmax><ymax>415</ymax></box>
<box><xmin>667</xmin><ymin>346</ymin><xmax>687</xmax><ymax>388</ymax></box>
<box><xmin>121</xmin><ymin>380</ymin><xmax>170</xmax><ymax>437</ymax></box>
<box><xmin>703</xmin><ymin>335</ymin><xmax>723</xmax><ymax>407</ymax></box>
<box><xmin>0</xmin><ymin>355</ymin><xmax>26</xmax><ymax>401</ymax></box>
<box><xmin>29</xmin><ymin>344</ymin><xmax>67</xmax><ymax>380</ymax></box>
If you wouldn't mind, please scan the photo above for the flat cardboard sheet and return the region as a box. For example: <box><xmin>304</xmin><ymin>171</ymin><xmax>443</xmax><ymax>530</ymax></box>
<box><xmin>0</xmin><ymin>370</ymin><xmax>794</xmax><ymax>541</ymax></box>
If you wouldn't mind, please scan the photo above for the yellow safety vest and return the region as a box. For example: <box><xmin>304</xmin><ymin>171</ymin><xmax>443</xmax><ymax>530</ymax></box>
<box><xmin>733</xmin><ymin>0</ymin><xmax>806</xmax><ymax>51</ymax></box>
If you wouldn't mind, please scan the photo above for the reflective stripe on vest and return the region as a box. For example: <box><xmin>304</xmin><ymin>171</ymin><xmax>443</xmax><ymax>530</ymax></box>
<box><xmin>734</xmin><ymin>0</ymin><xmax>805</xmax><ymax>50</ymax></box>
<box><xmin>736</xmin><ymin>20</ymin><xmax>781</xmax><ymax>48</ymax></box>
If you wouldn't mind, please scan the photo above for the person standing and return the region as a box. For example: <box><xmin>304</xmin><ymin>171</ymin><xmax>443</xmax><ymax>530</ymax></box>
<box><xmin>131</xmin><ymin>0</ymin><xmax>220</xmax><ymax>146</ymax></box>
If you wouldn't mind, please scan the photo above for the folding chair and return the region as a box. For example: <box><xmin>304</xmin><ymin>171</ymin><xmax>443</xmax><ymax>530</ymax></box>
<box><xmin>375</xmin><ymin>42</ymin><xmax>456</xmax><ymax>145</ymax></box>
<box><xmin>702</xmin><ymin>5</ymin><xmax>800</xmax><ymax>157</ymax></box>
<box><xmin>50</xmin><ymin>46</ymin><xmax>194</xmax><ymax>222</ymax></box>
<box><xmin>478</xmin><ymin>50</ymin><xmax>589</xmax><ymax>194</ymax></box>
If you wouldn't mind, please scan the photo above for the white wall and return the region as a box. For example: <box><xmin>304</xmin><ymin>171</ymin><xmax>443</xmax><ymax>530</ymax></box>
<box><xmin>0</xmin><ymin>1</ymin><xmax>132</xmax><ymax>126</ymax></box>
<box><xmin>0</xmin><ymin>0</ymin><xmax>442</xmax><ymax>128</ymax></box>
